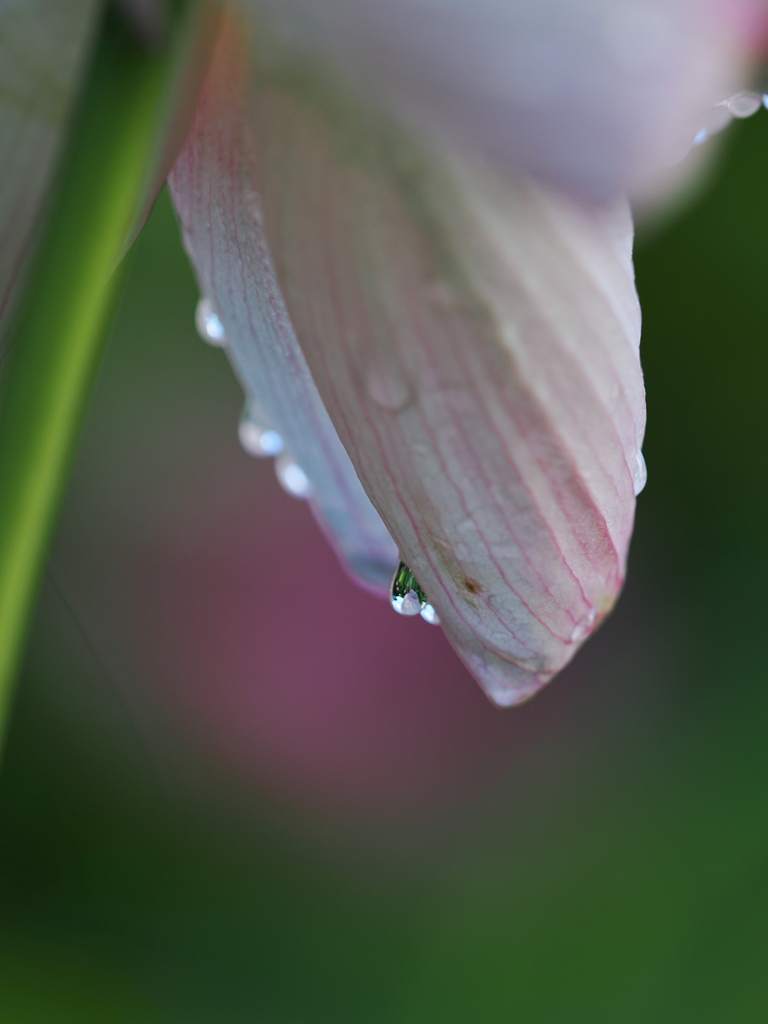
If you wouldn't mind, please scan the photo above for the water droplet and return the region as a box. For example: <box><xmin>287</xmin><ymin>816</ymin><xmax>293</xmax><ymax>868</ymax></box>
<box><xmin>725</xmin><ymin>90</ymin><xmax>762</xmax><ymax>119</ymax></box>
<box><xmin>275</xmin><ymin>455</ymin><xmax>312</xmax><ymax>499</ymax></box>
<box><xmin>633</xmin><ymin>450</ymin><xmax>647</xmax><ymax>496</ymax></box>
<box><xmin>569</xmin><ymin>607</ymin><xmax>597</xmax><ymax>644</ymax></box>
<box><xmin>420</xmin><ymin>604</ymin><xmax>441</xmax><ymax>625</ymax></box>
<box><xmin>692</xmin><ymin>127</ymin><xmax>709</xmax><ymax>147</ymax></box>
<box><xmin>391</xmin><ymin>561</ymin><xmax>429</xmax><ymax>617</ymax></box>
<box><xmin>195</xmin><ymin>297</ymin><xmax>226</xmax><ymax>346</ymax></box>
<box><xmin>399</xmin><ymin>590</ymin><xmax>423</xmax><ymax>616</ymax></box>
<box><xmin>239</xmin><ymin>418</ymin><xmax>284</xmax><ymax>458</ymax></box>
<box><xmin>365</xmin><ymin>359</ymin><xmax>415</xmax><ymax>413</ymax></box>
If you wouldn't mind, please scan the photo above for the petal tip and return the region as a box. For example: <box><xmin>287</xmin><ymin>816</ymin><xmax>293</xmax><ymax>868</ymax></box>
<box><xmin>469</xmin><ymin>653</ymin><xmax>551</xmax><ymax>709</ymax></box>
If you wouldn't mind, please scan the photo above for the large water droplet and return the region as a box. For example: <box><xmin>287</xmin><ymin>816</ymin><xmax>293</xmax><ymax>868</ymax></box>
<box><xmin>195</xmin><ymin>297</ymin><xmax>226</xmax><ymax>346</ymax></box>
<box><xmin>725</xmin><ymin>91</ymin><xmax>762</xmax><ymax>119</ymax></box>
<box><xmin>391</xmin><ymin>561</ymin><xmax>429</xmax><ymax>617</ymax></box>
<box><xmin>275</xmin><ymin>455</ymin><xmax>312</xmax><ymax>499</ymax></box>
<box><xmin>633</xmin><ymin>451</ymin><xmax>648</xmax><ymax>496</ymax></box>
<box><xmin>399</xmin><ymin>590</ymin><xmax>423</xmax><ymax>616</ymax></box>
<box><xmin>420</xmin><ymin>604</ymin><xmax>441</xmax><ymax>625</ymax></box>
<box><xmin>689</xmin><ymin>95</ymin><xmax>747</xmax><ymax>152</ymax></box>
<box><xmin>239</xmin><ymin>417</ymin><xmax>284</xmax><ymax>458</ymax></box>
<box><xmin>569</xmin><ymin>607</ymin><xmax>597</xmax><ymax>644</ymax></box>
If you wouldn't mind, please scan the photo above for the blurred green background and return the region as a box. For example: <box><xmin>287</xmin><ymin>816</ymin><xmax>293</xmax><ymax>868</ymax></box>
<box><xmin>1</xmin><ymin>114</ymin><xmax>767</xmax><ymax>1023</ymax></box>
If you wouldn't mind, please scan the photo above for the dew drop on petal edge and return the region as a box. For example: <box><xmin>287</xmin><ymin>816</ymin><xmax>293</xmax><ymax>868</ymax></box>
<box><xmin>569</xmin><ymin>607</ymin><xmax>597</xmax><ymax>644</ymax></box>
<box><xmin>725</xmin><ymin>90</ymin><xmax>762</xmax><ymax>119</ymax></box>
<box><xmin>275</xmin><ymin>454</ymin><xmax>312</xmax><ymax>499</ymax></box>
<box><xmin>195</xmin><ymin>297</ymin><xmax>227</xmax><ymax>346</ymax></box>
<box><xmin>239</xmin><ymin>418</ymin><xmax>285</xmax><ymax>458</ymax></box>
<box><xmin>420</xmin><ymin>604</ymin><xmax>441</xmax><ymax>625</ymax></box>
<box><xmin>689</xmin><ymin>91</ymin><xmax>761</xmax><ymax>153</ymax></box>
<box><xmin>391</xmin><ymin>561</ymin><xmax>432</xmax><ymax>618</ymax></box>
<box><xmin>633</xmin><ymin>450</ymin><xmax>648</xmax><ymax>496</ymax></box>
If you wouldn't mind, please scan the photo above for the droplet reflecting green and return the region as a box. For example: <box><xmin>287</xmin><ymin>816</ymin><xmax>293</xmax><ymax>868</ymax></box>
<box><xmin>391</xmin><ymin>561</ymin><xmax>428</xmax><ymax>617</ymax></box>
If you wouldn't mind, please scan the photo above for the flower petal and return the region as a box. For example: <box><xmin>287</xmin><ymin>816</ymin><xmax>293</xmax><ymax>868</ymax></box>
<box><xmin>168</xmin><ymin>17</ymin><xmax>398</xmax><ymax>592</ymax></box>
<box><xmin>0</xmin><ymin>0</ymin><xmax>99</xmax><ymax>351</ymax></box>
<box><xmin>236</xmin><ymin>72</ymin><xmax>645</xmax><ymax>705</ymax></box>
<box><xmin>242</xmin><ymin>0</ymin><xmax>764</xmax><ymax>201</ymax></box>
<box><xmin>123</xmin><ymin>0</ymin><xmax>224</xmax><ymax>254</ymax></box>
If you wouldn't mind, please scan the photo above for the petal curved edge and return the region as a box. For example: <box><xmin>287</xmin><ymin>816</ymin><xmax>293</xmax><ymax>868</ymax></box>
<box><xmin>122</xmin><ymin>0</ymin><xmax>224</xmax><ymax>257</ymax></box>
<box><xmin>0</xmin><ymin>0</ymin><xmax>100</xmax><ymax>353</ymax></box>
<box><xmin>241</xmin><ymin>0</ymin><xmax>765</xmax><ymax>202</ymax></box>
<box><xmin>168</xmin><ymin>13</ymin><xmax>398</xmax><ymax>593</ymax></box>
<box><xmin>241</xmin><ymin>75</ymin><xmax>646</xmax><ymax>705</ymax></box>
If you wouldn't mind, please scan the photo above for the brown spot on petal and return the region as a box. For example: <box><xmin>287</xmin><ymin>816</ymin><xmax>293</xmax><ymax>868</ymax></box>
<box><xmin>464</xmin><ymin>577</ymin><xmax>483</xmax><ymax>595</ymax></box>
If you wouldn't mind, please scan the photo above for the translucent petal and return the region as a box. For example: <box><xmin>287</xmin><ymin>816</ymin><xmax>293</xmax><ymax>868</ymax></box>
<box><xmin>168</xmin><ymin>20</ymin><xmax>398</xmax><ymax>592</ymax></box>
<box><xmin>239</xmin><ymin>71</ymin><xmax>646</xmax><ymax>705</ymax></box>
<box><xmin>241</xmin><ymin>0</ymin><xmax>762</xmax><ymax>201</ymax></box>
<box><xmin>0</xmin><ymin>0</ymin><xmax>99</xmax><ymax>355</ymax></box>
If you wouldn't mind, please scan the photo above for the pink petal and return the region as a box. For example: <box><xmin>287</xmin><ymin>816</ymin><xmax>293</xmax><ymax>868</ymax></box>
<box><xmin>233</xmin><ymin>67</ymin><xmax>646</xmax><ymax>705</ymax></box>
<box><xmin>0</xmin><ymin>0</ymin><xmax>99</xmax><ymax>348</ymax></box>
<box><xmin>168</xmin><ymin>21</ymin><xmax>398</xmax><ymax>592</ymax></box>
<box><xmin>124</xmin><ymin>1</ymin><xmax>224</xmax><ymax>252</ymax></box>
<box><xmin>242</xmin><ymin>0</ymin><xmax>765</xmax><ymax>201</ymax></box>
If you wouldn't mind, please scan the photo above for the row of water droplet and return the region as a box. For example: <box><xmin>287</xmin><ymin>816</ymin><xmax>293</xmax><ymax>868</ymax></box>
<box><xmin>690</xmin><ymin>91</ymin><xmax>766</xmax><ymax>150</ymax></box>
<box><xmin>196</xmin><ymin>296</ymin><xmax>650</xmax><ymax>625</ymax></box>
<box><xmin>196</xmin><ymin>297</ymin><xmax>312</xmax><ymax>499</ymax></box>
<box><xmin>196</xmin><ymin>297</ymin><xmax>439</xmax><ymax>625</ymax></box>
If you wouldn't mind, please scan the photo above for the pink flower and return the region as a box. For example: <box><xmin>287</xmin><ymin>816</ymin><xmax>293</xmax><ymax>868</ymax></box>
<box><xmin>1</xmin><ymin>0</ymin><xmax>764</xmax><ymax>704</ymax></box>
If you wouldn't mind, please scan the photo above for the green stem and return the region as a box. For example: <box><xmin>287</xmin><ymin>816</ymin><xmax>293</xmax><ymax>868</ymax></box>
<box><xmin>0</xmin><ymin>6</ymin><xmax>196</xmax><ymax>743</ymax></box>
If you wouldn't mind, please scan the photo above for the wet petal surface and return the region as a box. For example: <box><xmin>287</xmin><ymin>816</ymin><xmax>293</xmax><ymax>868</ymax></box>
<box><xmin>168</xmin><ymin>22</ymin><xmax>398</xmax><ymax>592</ymax></box>
<box><xmin>238</xmin><ymin>70</ymin><xmax>646</xmax><ymax>705</ymax></box>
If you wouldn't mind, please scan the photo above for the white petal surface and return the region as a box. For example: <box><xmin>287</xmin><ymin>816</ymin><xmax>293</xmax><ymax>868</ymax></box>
<box><xmin>241</xmin><ymin>0</ymin><xmax>762</xmax><ymax>201</ymax></box>
<box><xmin>0</xmin><ymin>0</ymin><xmax>99</xmax><ymax>354</ymax></box>
<box><xmin>168</xmin><ymin>22</ymin><xmax>398</xmax><ymax>592</ymax></box>
<box><xmin>239</xmin><ymin>70</ymin><xmax>646</xmax><ymax>705</ymax></box>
